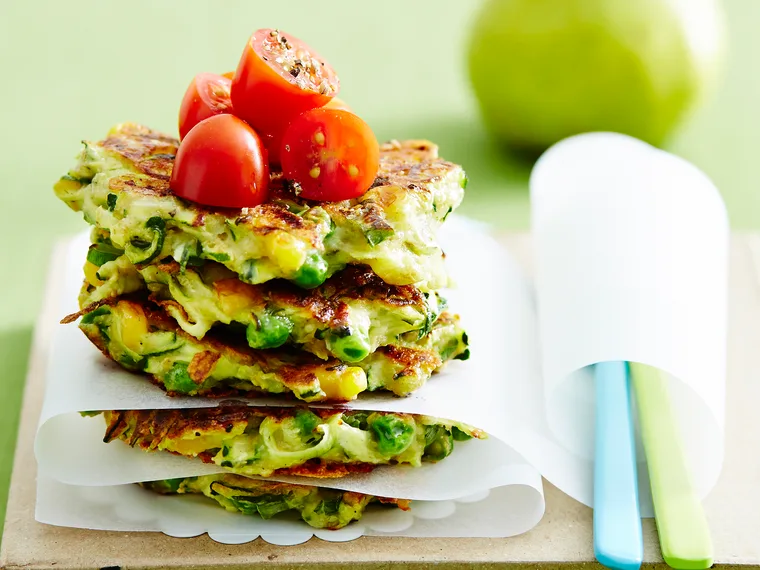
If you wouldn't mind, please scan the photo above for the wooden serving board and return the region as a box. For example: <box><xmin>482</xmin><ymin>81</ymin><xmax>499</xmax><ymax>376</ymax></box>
<box><xmin>2</xmin><ymin>234</ymin><xmax>759</xmax><ymax>570</ymax></box>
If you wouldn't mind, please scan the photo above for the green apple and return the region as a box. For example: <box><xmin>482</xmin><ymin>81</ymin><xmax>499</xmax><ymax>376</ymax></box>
<box><xmin>467</xmin><ymin>0</ymin><xmax>725</xmax><ymax>152</ymax></box>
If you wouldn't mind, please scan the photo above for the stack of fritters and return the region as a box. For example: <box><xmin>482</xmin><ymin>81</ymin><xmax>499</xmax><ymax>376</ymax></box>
<box><xmin>54</xmin><ymin>123</ymin><xmax>476</xmax><ymax>529</ymax></box>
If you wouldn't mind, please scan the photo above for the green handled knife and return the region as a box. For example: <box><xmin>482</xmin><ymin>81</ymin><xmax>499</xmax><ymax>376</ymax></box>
<box><xmin>629</xmin><ymin>362</ymin><xmax>713</xmax><ymax>569</ymax></box>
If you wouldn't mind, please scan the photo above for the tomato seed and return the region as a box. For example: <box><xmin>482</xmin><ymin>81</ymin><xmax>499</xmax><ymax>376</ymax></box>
<box><xmin>309</xmin><ymin>167</ymin><xmax>321</xmax><ymax>178</ymax></box>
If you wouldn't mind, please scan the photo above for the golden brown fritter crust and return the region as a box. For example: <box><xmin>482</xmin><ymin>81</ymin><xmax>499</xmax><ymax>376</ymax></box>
<box><xmin>273</xmin><ymin>461</ymin><xmax>376</xmax><ymax>478</ymax></box>
<box><xmin>60</xmin><ymin>296</ymin><xmax>117</xmax><ymax>324</ymax></box>
<box><xmin>375</xmin><ymin>345</ymin><xmax>440</xmax><ymax>379</ymax></box>
<box><xmin>101</xmin><ymin>124</ymin><xmax>176</xmax><ymax>182</ymax></box>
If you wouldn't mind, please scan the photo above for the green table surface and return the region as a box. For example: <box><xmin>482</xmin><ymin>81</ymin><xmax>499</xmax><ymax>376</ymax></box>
<box><xmin>0</xmin><ymin>0</ymin><xmax>758</xmax><ymax>547</ymax></box>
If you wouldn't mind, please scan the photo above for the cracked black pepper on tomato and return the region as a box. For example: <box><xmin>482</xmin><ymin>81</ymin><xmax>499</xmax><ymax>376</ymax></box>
<box><xmin>231</xmin><ymin>28</ymin><xmax>340</xmax><ymax>163</ymax></box>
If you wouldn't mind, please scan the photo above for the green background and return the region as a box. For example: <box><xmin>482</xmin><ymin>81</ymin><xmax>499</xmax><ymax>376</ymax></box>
<box><xmin>0</xmin><ymin>0</ymin><xmax>757</xmax><ymax>543</ymax></box>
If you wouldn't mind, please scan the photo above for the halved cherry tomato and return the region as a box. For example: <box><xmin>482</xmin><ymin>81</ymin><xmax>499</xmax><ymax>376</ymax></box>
<box><xmin>231</xmin><ymin>29</ymin><xmax>340</xmax><ymax>133</ymax></box>
<box><xmin>263</xmin><ymin>98</ymin><xmax>351</xmax><ymax>166</ymax></box>
<box><xmin>178</xmin><ymin>73</ymin><xmax>233</xmax><ymax>140</ymax></box>
<box><xmin>171</xmin><ymin>114</ymin><xmax>270</xmax><ymax>209</ymax></box>
<box><xmin>323</xmin><ymin>97</ymin><xmax>352</xmax><ymax>113</ymax></box>
<box><xmin>280</xmin><ymin>108</ymin><xmax>379</xmax><ymax>202</ymax></box>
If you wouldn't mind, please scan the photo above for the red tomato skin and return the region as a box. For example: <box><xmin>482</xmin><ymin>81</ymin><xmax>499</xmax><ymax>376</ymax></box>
<box><xmin>280</xmin><ymin>108</ymin><xmax>379</xmax><ymax>202</ymax></box>
<box><xmin>178</xmin><ymin>73</ymin><xmax>233</xmax><ymax>140</ymax></box>
<box><xmin>231</xmin><ymin>29</ymin><xmax>339</xmax><ymax>134</ymax></box>
<box><xmin>170</xmin><ymin>114</ymin><xmax>270</xmax><ymax>209</ymax></box>
<box><xmin>260</xmin><ymin>127</ymin><xmax>285</xmax><ymax>167</ymax></box>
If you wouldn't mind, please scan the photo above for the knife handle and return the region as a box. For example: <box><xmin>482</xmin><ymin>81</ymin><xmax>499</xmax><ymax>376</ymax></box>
<box><xmin>594</xmin><ymin>361</ymin><xmax>643</xmax><ymax>570</ymax></box>
<box><xmin>629</xmin><ymin>362</ymin><xmax>713</xmax><ymax>569</ymax></box>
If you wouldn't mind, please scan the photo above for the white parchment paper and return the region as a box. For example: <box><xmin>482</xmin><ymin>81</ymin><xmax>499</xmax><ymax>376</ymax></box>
<box><xmin>36</xmin><ymin>477</ymin><xmax>544</xmax><ymax>544</ymax></box>
<box><xmin>530</xmin><ymin>132</ymin><xmax>728</xmax><ymax>508</ymax></box>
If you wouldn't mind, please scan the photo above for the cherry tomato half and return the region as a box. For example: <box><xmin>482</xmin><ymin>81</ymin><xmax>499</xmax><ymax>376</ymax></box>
<box><xmin>170</xmin><ymin>114</ymin><xmax>270</xmax><ymax>209</ymax></box>
<box><xmin>178</xmin><ymin>73</ymin><xmax>233</xmax><ymax>140</ymax></box>
<box><xmin>263</xmin><ymin>98</ymin><xmax>352</xmax><ymax>166</ymax></box>
<box><xmin>280</xmin><ymin>108</ymin><xmax>379</xmax><ymax>202</ymax></box>
<box><xmin>231</xmin><ymin>29</ymin><xmax>340</xmax><ymax>134</ymax></box>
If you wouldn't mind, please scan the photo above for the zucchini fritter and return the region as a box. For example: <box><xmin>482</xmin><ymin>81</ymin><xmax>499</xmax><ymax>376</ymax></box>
<box><xmin>142</xmin><ymin>474</ymin><xmax>410</xmax><ymax>529</ymax></box>
<box><xmin>76</xmin><ymin>298</ymin><xmax>469</xmax><ymax>401</ymax></box>
<box><xmin>80</xmin><ymin>247</ymin><xmax>446</xmax><ymax>362</ymax></box>
<box><xmin>54</xmin><ymin>123</ymin><xmax>467</xmax><ymax>291</ymax></box>
<box><xmin>98</xmin><ymin>406</ymin><xmax>483</xmax><ymax>477</ymax></box>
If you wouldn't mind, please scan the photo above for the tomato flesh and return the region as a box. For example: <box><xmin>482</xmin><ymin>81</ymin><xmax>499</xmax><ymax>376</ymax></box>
<box><xmin>280</xmin><ymin>108</ymin><xmax>379</xmax><ymax>202</ymax></box>
<box><xmin>231</xmin><ymin>29</ymin><xmax>339</xmax><ymax>134</ymax></box>
<box><xmin>171</xmin><ymin>114</ymin><xmax>270</xmax><ymax>209</ymax></box>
